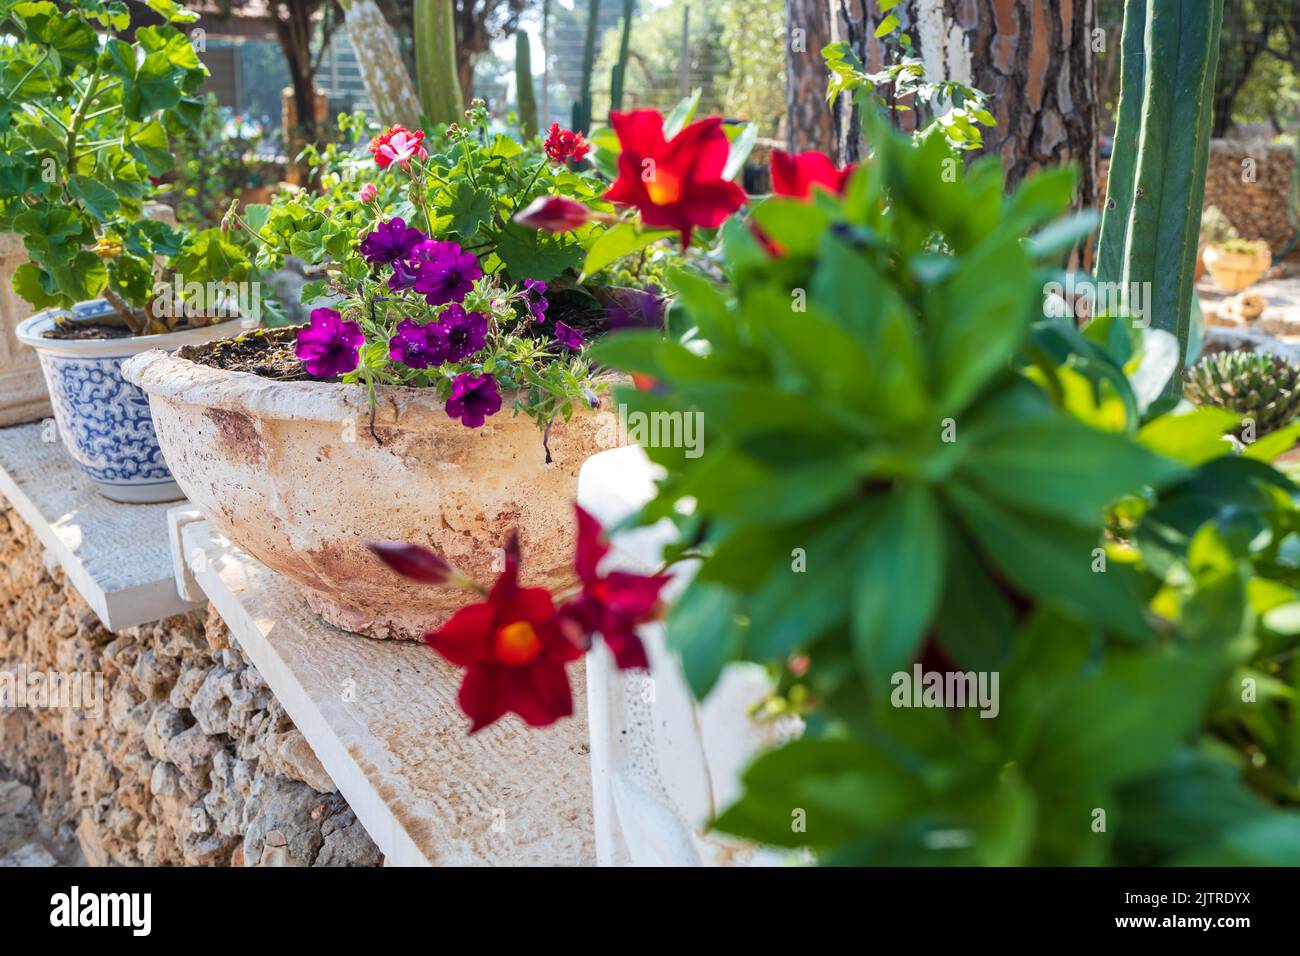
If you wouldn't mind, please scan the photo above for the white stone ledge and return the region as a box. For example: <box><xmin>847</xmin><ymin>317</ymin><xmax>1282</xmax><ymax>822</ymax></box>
<box><xmin>178</xmin><ymin>518</ymin><xmax>596</xmax><ymax>867</ymax></box>
<box><xmin>0</xmin><ymin>423</ymin><xmax>204</xmax><ymax>630</ymax></box>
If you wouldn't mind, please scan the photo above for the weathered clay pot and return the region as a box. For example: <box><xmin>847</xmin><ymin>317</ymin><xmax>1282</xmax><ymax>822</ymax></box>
<box><xmin>1203</xmin><ymin>241</ymin><xmax>1271</xmax><ymax>293</ymax></box>
<box><xmin>122</xmin><ymin>348</ymin><xmax>619</xmax><ymax>639</ymax></box>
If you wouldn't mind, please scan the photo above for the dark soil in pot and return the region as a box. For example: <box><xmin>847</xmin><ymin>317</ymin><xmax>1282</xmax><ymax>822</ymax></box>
<box><xmin>178</xmin><ymin>286</ymin><xmax>664</xmax><ymax>382</ymax></box>
<box><xmin>179</xmin><ymin>326</ymin><xmax>312</xmax><ymax>380</ymax></box>
<box><xmin>41</xmin><ymin>321</ymin><xmax>133</xmax><ymax>341</ymax></box>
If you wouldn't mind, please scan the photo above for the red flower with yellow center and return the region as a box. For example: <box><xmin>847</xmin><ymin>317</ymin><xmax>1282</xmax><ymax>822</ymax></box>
<box><xmin>603</xmin><ymin>109</ymin><xmax>747</xmax><ymax>247</ymax></box>
<box><xmin>421</xmin><ymin>533</ymin><xmax>582</xmax><ymax>732</ymax></box>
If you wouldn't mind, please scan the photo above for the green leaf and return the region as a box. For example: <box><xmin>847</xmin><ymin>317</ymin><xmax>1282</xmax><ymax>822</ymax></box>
<box><xmin>1242</xmin><ymin>421</ymin><xmax>1300</xmax><ymax>462</ymax></box>
<box><xmin>750</xmin><ymin>197</ymin><xmax>831</xmax><ymax>257</ymax></box>
<box><xmin>930</xmin><ymin>226</ymin><xmax>1034</xmax><ymax>414</ymax></box>
<box><xmin>14</xmin><ymin>2</ymin><xmax>99</xmax><ymax>70</ymax></box>
<box><xmin>961</xmin><ymin>416</ymin><xmax>1186</xmax><ymax>525</ymax></box>
<box><xmin>1025</xmin><ymin>210</ymin><xmax>1100</xmax><ymax>259</ymax></box>
<box><xmin>722</xmin><ymin>123</ymin><xmax>757</xmax><ymax>181</ymax></box>
<box><xmin>445</xmin><ymin>182</ymin><xmax>494</xmax><ymax>239</ymax></box>
<box><xmin>1029</xmin><ymin>648</ymin><xmax>1224</xmax><ymax>788</ymax></box>
<box><xmin>851</xmin><ymin>485</ymin><xmax>945</xmax><ymax>681</ymax></box>
<box><xmin>11</xmin><ymin>262</ymin><xmax>64</xmax><ymax>308</ymax></box>
<box><xmin>68</xmin><ymin>174</ymin><xmax>120</xmax><ymax>219</ymax></box>
<box><xmin>713</xmin><ymin>739</ymin><xmax>914</xmax><ymax>849</ymax></box>
<box><xmin>666</xmin><ymin>581</ymin><xmax>743</xmax><ymax>698</ymax></box>
<box><xmin>579</xmin><ymin>223</ymin><xmax>673</xmax><ymax>280</ymax></box>
<box><xmin>1137</xmin><ymin>405</ymin><xmax>1239</xmax><ymax>465</ymax></box>
<box><xmin>662</xmin><ymin>88</ymin><xmax>702</xmax><ymax>139</ymax></box>
<box><xmin>875</xmin><ymin>13</ymin><xmax>901</xmax><ymax>37</ymax></box>
<box><xmin>947</xmin><ymin>481</ymin><xmax>1151</xmax><ymax>640</ymax></box>
<box><xmin>496</xmin><ymin>224</ymin><xmax>585</xmax><ymax>282</ymax></box>
<box><xmin>741</xmin><ymin>512</ymin><xmax>876</xmax><ymax>660</ymax></box>
<box><xmin>125</xmin><ymin>119</ymin><xmax>174</xmax><ymax>175</ymax></box>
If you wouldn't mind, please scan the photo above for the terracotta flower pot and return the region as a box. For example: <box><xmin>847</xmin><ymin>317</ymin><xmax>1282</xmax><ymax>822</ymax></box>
<box><xmin>121</xmin><ymin>348</ymin><xmax>620</xmax><ymax>639</ymax></box>
<box><xmin>1203</xmin><ymin>241</ymin><xmax>1271</xmax><ymax>293</ymax></box>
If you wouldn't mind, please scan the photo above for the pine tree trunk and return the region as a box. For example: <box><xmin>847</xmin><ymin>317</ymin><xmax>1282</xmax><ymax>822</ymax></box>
<box><xmin>904</xmin><ymin>0</ymin><xmax>1099</xmax><ymax>208</ymax></box>
<box><xmin>339</xmin><ymin>0</ymin><xmax>422</xmax><ymax>129</ymax></box>
<box><xmin>785</xmin><ymin>0</ymin><xmax>839</xmax><ymax>154</ymax></box>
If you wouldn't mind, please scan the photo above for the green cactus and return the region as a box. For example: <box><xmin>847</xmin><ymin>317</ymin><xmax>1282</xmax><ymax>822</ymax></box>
<box><xmin>516</xmin><ymin>30</ymin><xmax>538</xmax><ymax>139</ymax></box>
<box><xmin>572</xmin><ymin>0</ymin><xmax>601</xmax><ymax>133</ymax></box>
<box><xmin>415</xmin><ymin>0</ymin><xmax>462</xmax><ymax>125</ymax></box>
<box><xmin>1184</xmin><ymin>350</ymin><xmax>1300</xmax><ymax>437</ymax></box>
<box><xmin>1095</xmin><ymin>0</ymin><xmax>1224</xmax><ymax>393</ymax></box>
<box><xmin>610</xmin><ymin>0</ymin><xmax>635</xmax><ymax>113</ymax></box>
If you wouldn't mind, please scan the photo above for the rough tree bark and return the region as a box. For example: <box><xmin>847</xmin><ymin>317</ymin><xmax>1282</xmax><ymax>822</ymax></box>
<box><xmin>338</xmin><ymin>0</ymin><xmax>422</xmax><ymax>129</ymax></box>
<box><xmin>837</xmin><ymin>0</ymin><xmax>1099</xmax><ymax>208</ymax></box>
<box><xmin>949</xmin><ymin>0</ymin><xmax>1098</xmax><ymax>210</ymax></box>
<box><xmin>785</xmin><ymin>0</ymin><xmax>839</xmax><ymax>154</ymax></box>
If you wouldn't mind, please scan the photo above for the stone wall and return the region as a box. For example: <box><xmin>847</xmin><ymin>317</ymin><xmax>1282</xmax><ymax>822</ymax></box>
<box><xmin>1202</xmin><ymin>140</ymin><xmax>1298</xmax><ymax>254</ymax></box>
<box><xmin>0</xmin><ymin>506</ymin><xmax>382</xmax><ymax>866</ymax></box>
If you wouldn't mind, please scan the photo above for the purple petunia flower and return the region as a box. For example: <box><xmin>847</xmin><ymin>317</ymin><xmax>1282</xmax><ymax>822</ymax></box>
<box><xmin>359</xmin><ymin>217</ymin><xmax>426</xmax><ymax>266</ymax></box>
<box><xmin>554</xmin><ymin>320</ymin><xmax>585</xmax><ymax>350</ymax></box>
<box><xmin>388</xmin><ymin>257</ymin><xmax>421</xmax><ymax>292</ymax></box>
<box><xmin>444</xmin><ymin>372</ymin><xmax>502</xmax><ymax>428</ymax></box>
<box><xmin>295</xmin><ymin>308</ymin><xmax>364</xmax><ymax>378</ymax></box>
<box><xmin>522</xmin><ymin>278</ymin><xmax>548</xmax><ymax>322</ymax></box>
<box><xmin>410</xmin><ymin>240</ymin><xmax>482</xmax><ymax>306</ymax></box>
<box><xmin>436</xmin><ymin>304</ymin><xmax>488</xmax><ymax>362</ymax></box>
<box><xmin>388</xmin><ymin>319</ymin><xmax>448</xmax><ymax>369</ymax></box>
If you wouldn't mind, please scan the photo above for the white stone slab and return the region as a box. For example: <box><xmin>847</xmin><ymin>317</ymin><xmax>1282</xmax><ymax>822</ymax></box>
<box><xmin>0</xmin><ymin>423</ymin><xmax>204</xmax><ymax>629</ymax></box>
<box><xmin>578</xmin><ymin>447</ymin><xmax>788</xmax><ymax>866</ymax></box>
<box><xmin>179</xmin><ymin>518</ymin><xmax>596</xmax><ymax>867</ymax></box>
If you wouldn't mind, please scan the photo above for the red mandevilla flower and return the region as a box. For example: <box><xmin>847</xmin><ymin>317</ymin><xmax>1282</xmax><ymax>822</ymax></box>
<box><xmin>603</xmin><ymin>109</ymin><xmax>747</xmax><ymax>247</ymax></box>
<box><xmin>754</xmin><ymin>150</ymin><xmax>858</xmax><ymax>258</ymax></box>
<box><xmin>427</xmin><ymin>534</ymin><xmax>581</xmax><ymax>732</ymax></box>
<box><xmin>558</xmin><ymin>504</ymin><xmax>669</xmax><ymax>670</ymax></box>
<box><xmin>369</xmin><ymin>508</ymin><xmax>667</xmax><ymax>732</ymax></box>
<box><xmin>769</xmin><ymin>149</ymin><xmax>856</xmax><ymax>199</ymax></box>
<box><xmin>544</xmin><ymin>123</ymin><xmax>590</xmax><ymax>164</ymax></box>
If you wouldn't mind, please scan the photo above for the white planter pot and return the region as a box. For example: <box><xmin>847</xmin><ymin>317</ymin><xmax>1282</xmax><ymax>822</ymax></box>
<box><xmin>16</xmin><ymin>300</ymin><xmax>246</xmax><ymax>503</ymax></box>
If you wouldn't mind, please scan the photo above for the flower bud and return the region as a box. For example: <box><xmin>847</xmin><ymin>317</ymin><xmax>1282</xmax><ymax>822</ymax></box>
<box><xmin>513</xmin><ymin>195</ymin><xmax>592</xmax><ymax>233</ymax></box>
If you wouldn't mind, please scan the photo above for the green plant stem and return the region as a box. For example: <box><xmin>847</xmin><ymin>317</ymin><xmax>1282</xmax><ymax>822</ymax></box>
<box><xmin>31</xmin><ymin>102</ymin><xmax>69</xmax><ymax>132</ymax></box>
<box><xmin>84</xmin><ymin>104</ymin><xmax>122</xmax><ymax>121</ymax></box>
<box><xmin>65</xmin><ymin>69</ymin><xmax>103</xmax><ymax>181</ymax></box>
<box><xmin>458</xmin><ymin>135</ymin><xmax>479</xmax><ymax>189</ymax></box>
<box><xmin>513</xmin><ymin>159</ymin><xmax>547</xmax><ymax>212</ymax></box>
<box><xmin>6</xmin><ymin>50</ymin><xmax>48</xmax><ymax>98</ymax></box>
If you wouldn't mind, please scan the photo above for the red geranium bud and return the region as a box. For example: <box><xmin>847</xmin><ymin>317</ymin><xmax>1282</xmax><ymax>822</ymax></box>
<box><xmin>367</xmin><ymin>542</ymin><xmax>453</xmax><ymax>584</ymax></box>
<box><xmin>514</xmin><ymin>195</ymin><xmax>593</xmax><ymax>233</ymax></box>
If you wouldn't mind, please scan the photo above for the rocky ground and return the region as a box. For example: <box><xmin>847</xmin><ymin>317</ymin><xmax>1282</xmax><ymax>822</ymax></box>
<box><xmin>0</xmin><ymin>773</ymin><xmax>82</xmax><ymax>866</ymax></box>
<box><xmin>1201</xmin><ymin>259</ymin><xmax>1300</xmax><ymax>343</ymax></box>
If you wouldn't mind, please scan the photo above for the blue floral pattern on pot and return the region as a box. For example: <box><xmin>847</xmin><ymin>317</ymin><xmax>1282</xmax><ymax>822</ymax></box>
<box><xmin>44</xmin><ymin>351</ymin><xmax>173</xmax><ymax>483</ymax></box>
<box><xmin>19</xmin><ymin>299</ymin><xmax>181</xmax><ymax>500</ymax></box>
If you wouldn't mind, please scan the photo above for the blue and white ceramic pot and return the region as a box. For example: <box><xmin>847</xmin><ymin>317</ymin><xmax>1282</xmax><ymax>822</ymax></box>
<box><xmin>15</xmin><ymin>300</ymin><xmax>244</xmax><ymax>503</ymax></box>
